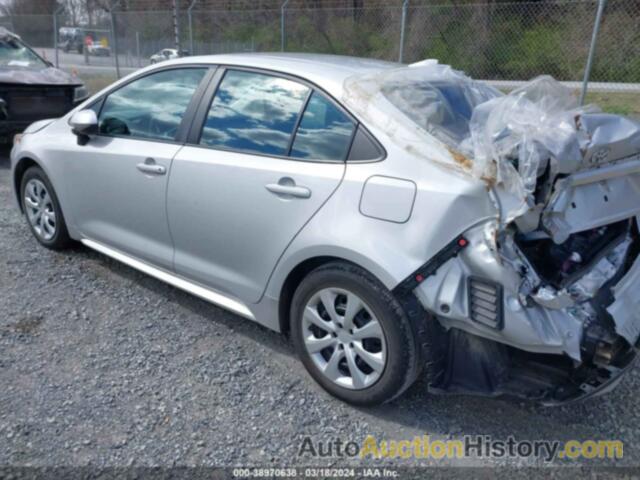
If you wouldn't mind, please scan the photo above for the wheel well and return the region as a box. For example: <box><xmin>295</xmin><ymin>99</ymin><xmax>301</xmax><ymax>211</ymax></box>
<box><xmin>278</xmin><ymin>256</ymin><xmax>354</xmax><ymax>336</ymax></box>
<box><xmin>13</xmin><ymin>157</ymin><xmax>38</xmax><ymax>212</ymax></box>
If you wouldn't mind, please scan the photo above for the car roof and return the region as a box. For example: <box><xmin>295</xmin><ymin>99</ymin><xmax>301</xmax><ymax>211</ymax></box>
<box><xmin>169</xmin><ymin>52</ymin><xmax>399</xmax><ymax>97</ymax></box>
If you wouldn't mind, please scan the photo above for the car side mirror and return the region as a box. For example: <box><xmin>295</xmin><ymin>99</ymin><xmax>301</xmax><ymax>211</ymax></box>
<box><xmin>70</xmin><ymin>109</ymin><xmax>98</xmax><ymax>145</ymax></box>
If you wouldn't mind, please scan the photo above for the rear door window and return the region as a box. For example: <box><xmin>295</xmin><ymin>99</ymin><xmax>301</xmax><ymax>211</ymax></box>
<box><xmin>290</xmin><ymin>92</ymin><xmax>355</xmax><ymax>161</ymax></box>
<box><xmin>98</xmin><ymin>68</ymin><xmax>206</xmax><ymax>141</ymax></box>
<box><xmin>199</xmin><ymin>69</ymin><xmax>310</xmax><ymax>156</ymax></box>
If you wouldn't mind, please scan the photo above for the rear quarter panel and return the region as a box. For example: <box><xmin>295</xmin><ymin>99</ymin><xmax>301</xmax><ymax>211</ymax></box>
<box><xmin>263</xmin><ymin>129</ymin><xmax>497</xmax><ymax>301</ymax></box>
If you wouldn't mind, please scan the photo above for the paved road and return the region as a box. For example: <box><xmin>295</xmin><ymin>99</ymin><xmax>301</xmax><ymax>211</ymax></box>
<box><xmin>1</xmin><ymin>151</ymin><xmax>639</xmax><ymax>472</ymax></box>
<box><xmin>38</xmin><ymin>47</ymin><xmax>146</xmax><ymax>71</ymax></box>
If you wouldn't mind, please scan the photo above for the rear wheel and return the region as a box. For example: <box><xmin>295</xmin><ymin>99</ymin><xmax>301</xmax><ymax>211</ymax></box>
<box><xmin>20</xmin><ymin>166</ymin><xmax>72</xmax><ymax>250</ymax></box>
<box><xmin>291</xmin><ymin>261</ymin><xmax>421</xmax><ymax>405</ymax></box>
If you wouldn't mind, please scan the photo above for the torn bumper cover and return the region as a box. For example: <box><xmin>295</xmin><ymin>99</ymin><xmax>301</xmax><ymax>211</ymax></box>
<box><xmin>354</xmin><ymin>64</ymin><xmax>640</xmax><ymax>403</ymax></box>
<box><xmin>405</xmin><ymin>220</ymin><xmax>639</xmax><ymax>404</ymax></box>
<box><xmin>458</xmin><ymin>77</ymin><xmax>640</xmax><ymax>403</ymax></box>
<box><xmin>607</xmin><ymin>255</ymin><xmax>640</xmax><ymax>346</ymax></box>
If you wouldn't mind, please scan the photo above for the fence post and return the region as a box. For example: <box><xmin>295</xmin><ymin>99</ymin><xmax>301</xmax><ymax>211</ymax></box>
<box><xmin>580</xmin><ymin>0</ymin><xmax>607</xmax><ymax>105</ymax></box>
<box><xmin>399</xmin><ymin>0</ymin><xmax>409</xmax><ymax>63</ymax></box>
<box><xmin>172</xmin><ymin>0</ymin><xmax>181</xmax><ymax>52</ymax></box>
<box><xmin>281</xmin><ymin>0</ymin><xmax>290</xmax><ymax>52</ymax></box>
<box><xmin>53</xmin><ymin>5</ymin><xmax>64</xmax><ymax>68</ymax></box>
<box><xmin>188</xmin><ymin>0</ymin><xmax>198</xmax><ymax>56</ymax></box>
<box><xmin>109</xmin><ymin>0</ymin><xmax>121</xmax><ymax>79</ymax></box>
<box><xmin>136</xmin><ymin>31</ymin><xmax>141</xmax><ymax>67</ymax></box>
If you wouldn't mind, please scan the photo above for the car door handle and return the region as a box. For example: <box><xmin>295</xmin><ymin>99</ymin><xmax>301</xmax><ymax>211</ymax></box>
<box><xmin>136</xmin><ymin>158</ymin><xmax>166</xmax><ymax>175</ymax></box>
<box><xmin>265</xmin><ymin>182</ymin><xmax>311</xmax><ymax>199</ymax></box>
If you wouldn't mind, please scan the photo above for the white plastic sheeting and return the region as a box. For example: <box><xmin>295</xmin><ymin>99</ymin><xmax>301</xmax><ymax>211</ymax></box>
<box><xmin>342</xmin><ymin>62</ymin><xmax>501</xmax><ymax>171</ymax></box>
<box><xmin>344</xmin><ymin>64</ymin><xmax>640</xmax><ymax>225</ymax></box>
<box><xmin>463</xmin><ymin>77</ymin><xmax>591</xmax><ymax>211</ymax></box>
<box><xmin>467</xmin><ymin>78</ymin><xmax>640</xmax><ymax>225</ymax></box>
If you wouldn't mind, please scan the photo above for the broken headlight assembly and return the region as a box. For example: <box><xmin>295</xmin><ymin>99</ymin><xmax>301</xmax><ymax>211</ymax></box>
<box><xmin>73</xmin><ymin>85</ymin><xmax>89</xmax><ymax>103</ymax></box>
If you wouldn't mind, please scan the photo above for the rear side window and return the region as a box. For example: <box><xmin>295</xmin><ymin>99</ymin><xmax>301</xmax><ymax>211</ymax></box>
<box><xmin>200</xmin><ymin>69</ymin><xmax>310</xmax><ymax>156</ymax></box>
<box><xmin>290</xmin><ymin>92</ymin><xmax>355</xmax><ymax>161</ymax></box>
<box><xmin>98</xmin><ymin>68</ymin><xmax>206</xmax><ymax>141</ymax></box>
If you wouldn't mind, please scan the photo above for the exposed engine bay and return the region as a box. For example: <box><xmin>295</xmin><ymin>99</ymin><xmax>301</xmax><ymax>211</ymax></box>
<box><xmin>360</xmin><ymin>64</ymin><xmax>640</xmax><ymax>403</ymax></box>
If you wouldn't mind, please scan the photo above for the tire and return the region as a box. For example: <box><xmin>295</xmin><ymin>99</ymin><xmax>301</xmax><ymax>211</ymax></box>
<box><xmin>20</xmin><ymin>166</ymin><xmax>72</xmax><ymax>250</ymax></box>
<box><xmin>290</xmin><ymin>261</ymin><xmax>422</xmax><ymax>405</ymax></box>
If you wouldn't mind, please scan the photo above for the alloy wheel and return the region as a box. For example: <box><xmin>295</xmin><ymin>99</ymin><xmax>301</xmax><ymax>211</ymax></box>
<box><xmin>302</xmin><ymin>287</ymin><xmax>387</xmax><ymax>390</ymax></box>
<box><xmin>24</xmin><ymin>178</ymin><xmax>57</xmax><ymax>241</ymax></box>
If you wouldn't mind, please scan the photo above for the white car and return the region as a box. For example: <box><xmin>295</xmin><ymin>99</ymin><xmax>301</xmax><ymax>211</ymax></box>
<box><xmin>150</xmin><ymin>48</ymin><xmax>179</xmax><ymax>64</ymax></box>
<box><xmin>86</xmin><ymin>44</ymin><xmax>111</xmax><ymax>57</ymax></box>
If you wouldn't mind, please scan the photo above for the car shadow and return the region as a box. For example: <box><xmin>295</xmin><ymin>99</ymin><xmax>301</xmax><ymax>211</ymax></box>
<box><xmin>72</xmin><ymin>242</ymin><xmax>637</xmax><ymax>441</ymax></box>
<box><xmin>0</xmin><ymin>146</ymin><xmax>11</xmax><ymax>169</ymax></box>
<box><xmin>72</xmin><ymin>242</ymin><xmax>295</xmax><ymax>358</ymax></box>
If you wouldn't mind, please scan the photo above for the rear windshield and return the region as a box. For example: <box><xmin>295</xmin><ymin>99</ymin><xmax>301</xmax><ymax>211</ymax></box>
<box><xmin>379</xmin><ymin>66</ymin><xmax>501</xmax><ymax>145</ymax></box>
<box><xmin>0</xmin><ymin>37</ymin><xmax>48</xmax><ymax>69</ymax></box>
<box><xmin>344</xmin><ymin>64</ymin><xmax>501</xmax><ymax>148</ymax></box>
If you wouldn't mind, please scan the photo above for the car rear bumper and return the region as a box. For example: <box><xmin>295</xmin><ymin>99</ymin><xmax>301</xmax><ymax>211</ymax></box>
<box><xmin>402</xmin><ymin>219</ymin><xmax>640</xmax><ymax>404</ymax></box>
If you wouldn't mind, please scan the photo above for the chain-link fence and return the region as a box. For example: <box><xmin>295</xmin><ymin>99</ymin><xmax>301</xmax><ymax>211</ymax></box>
<box><xmin>282</xmin><ymin>7</ymin><xmax>403</xmax><ymax>60</ymax></box>
<box><xmin>405</xmin><ymin>1</ymin><xmax>599</xmax><ymax>81</ymax></box>
<box><xmin>2</xmin><ymin>0</ymin><xmax>639</xmax><ymax>112</ymax></box>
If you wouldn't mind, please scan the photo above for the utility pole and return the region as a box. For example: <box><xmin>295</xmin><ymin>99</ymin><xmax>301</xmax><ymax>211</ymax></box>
<box><xmin>188</xmin><ymin>0</ymin><xmax>198</xmax><ymax>56</ymax></box>
<box><xmin>399</xmin><ymin>0</ymin><xmax>409</xmax><ymax>63</ymax></box>
<box><xmin>281</xmin><ymin>0</ymin><xmax>290</xmax><ymax>52</ymax></box>
<box><xmin>53</xmin><ymin>4</ymin><xmax>65</xmax><ymax>68</ymax></box>
<box><xmin>173</xmin><ymin>0</ymin><xmax>181</xmax><ymax>53</ymax></box>
<box><xmin>110</xmin><ymin>0</ymin><xmax>121</xmax><ymax>79</ymax></box>
<box><xmin>136</xmin><ymin>31</ymin><xmax>141</xmax><ymax>67</ymax></box>
<box><xmin>580</xmin><ymin>0</ymin><xmax>607</xmax><ymax>105</ymax></box>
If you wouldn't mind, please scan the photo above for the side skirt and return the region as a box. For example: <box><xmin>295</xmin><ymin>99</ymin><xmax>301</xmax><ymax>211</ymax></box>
<box><xmin>80</xmin><ymin>238</ymin><xmax>255</xmax><ymax>321</ymax></box>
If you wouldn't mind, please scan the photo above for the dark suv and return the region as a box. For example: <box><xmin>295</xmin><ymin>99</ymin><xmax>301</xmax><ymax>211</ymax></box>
<box><xmin>0</xmin><ymin>28</ymin><xmax>89</xmax><ymax>143</ymax></box>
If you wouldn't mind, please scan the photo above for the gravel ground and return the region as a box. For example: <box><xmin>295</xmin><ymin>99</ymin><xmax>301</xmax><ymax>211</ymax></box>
<box><xmin>1</xmin><ymin>151</ymin><xmax>639</xmax><ymax>474</ymax></box>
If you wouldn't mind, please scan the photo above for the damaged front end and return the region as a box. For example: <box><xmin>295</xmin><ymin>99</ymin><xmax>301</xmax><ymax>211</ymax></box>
<box><xmin>348</xmin><ymin>64</ymin><xmax>640</xmax><ymax>403</ymax></box>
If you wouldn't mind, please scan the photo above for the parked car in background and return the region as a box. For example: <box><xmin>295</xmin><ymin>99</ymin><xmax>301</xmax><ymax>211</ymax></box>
<box><xmin>58</xmin><ymin>27</ymin><xmax>84</xmax><ymax>53</ymax></box>
<box><xmin>150</xmin><ymin>48</ymin><xmax>179</xmax><ymax>64</ymax></box>
<box><xmin>0</xmin><ymin>27</ymin><xmax>88</xmax><ymax>143</ymax></box>
<box><xmin>58</xmin><ymin>27</ymin><xmax>112</xmax><ymax>56</ymax></box>
<box><xmin>10</xmin><ymin>53</ymin><xmax>640</xmax><ymax>406</ymax></box>
<box><xmin>86</xmin><ymin>44</ymin><xmax>111</xmax><ymax>57</ymax></box>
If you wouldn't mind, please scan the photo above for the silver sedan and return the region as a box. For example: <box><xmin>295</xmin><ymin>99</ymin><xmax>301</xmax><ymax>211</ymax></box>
<box><xmin>10</xmin><ymin>53</ymin><xmax>640</xmax><ymax>405</ymax></box>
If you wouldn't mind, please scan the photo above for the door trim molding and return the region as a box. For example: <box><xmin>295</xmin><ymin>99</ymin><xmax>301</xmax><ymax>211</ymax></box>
<box><xmin>81</xmin><ymin>238</ymin><xmax>255</xmax><ymax>320</ymax></box>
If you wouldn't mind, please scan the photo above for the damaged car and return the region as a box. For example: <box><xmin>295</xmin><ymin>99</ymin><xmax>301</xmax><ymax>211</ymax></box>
<box><xmin>10</xmin><ymin>53</ymin><xmax>640</xmax><ymax>406</ymax></box>
<box><xmin>0</xmin><ymin>27</ymin><xmax>89</xmax><ymax>143</ymax></box>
